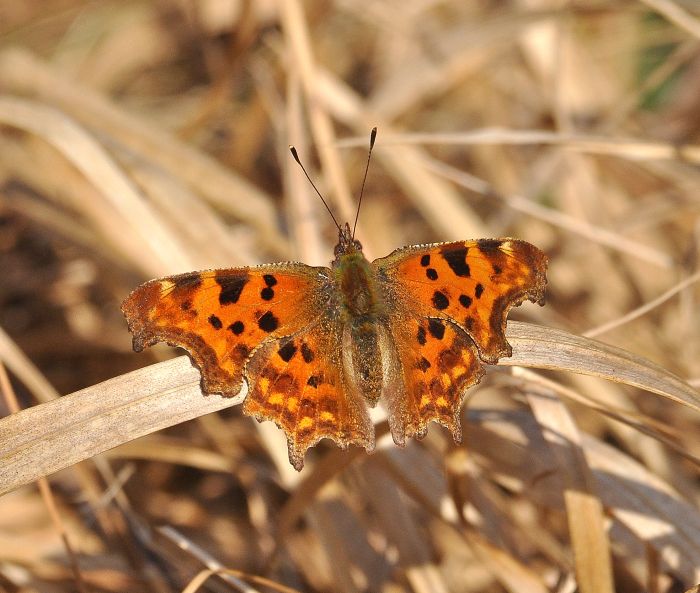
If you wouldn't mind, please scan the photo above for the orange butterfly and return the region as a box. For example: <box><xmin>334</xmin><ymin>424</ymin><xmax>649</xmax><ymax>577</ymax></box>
<box><xmin>122</xmin><ymin>131</ymin><xmax>547</xmax><ymax>470</ymax></box>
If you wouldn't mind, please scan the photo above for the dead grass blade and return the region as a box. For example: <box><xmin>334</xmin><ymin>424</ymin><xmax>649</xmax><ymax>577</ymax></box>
<box><xmin>639</xmin><ymin>0</ymin><xmax>700</xmax><ymax>40</ymax></box>
<box><xmin>0</xmin><ymin>48</ymin><xmax>288</xmax><ymax>257</ymax></box>
<box><xmin>0</xmin><ymin>97</ymin><xmax>200</xmax><ymax>270</ymax></box>
<box><xmin>0</xmin><ymin>362</ymin><xmax>88</xmax><ymax>593</ymax></box>
<box><xmin>361</xmin><ymin>129</ymin><xmax>700</xmax><ymax>165</ymax></box>
<box><xmin>105</xmin><ymin>437</ymin><xmax>233</xmax><ymax>473</ymax></box>
<box><xmin>583</xmin><ymin>270</ymin><xmax>700</xmax><ymax>338</ymax></box>
<box><xmin>2</xmin><ymin>321</ymin><xmax>697</xmax><ymax>497</ymax></box>
<box><xmin>585</xmin><ymin>436</ymin><xmax>700</xmax><ymax>583</ymax></box>
<box><xmin>467</xmin><ymin>408</ymin><xmax>700</xmax><ymax>585</ymax></box>
<box><xmin>281</xmin><ymin>0</ymin><xmax>355</xmax><ymax>228</ymax></box>
<box><xmin>313</xmin><ymin>68</ymin><xmax>486</xmax><ymax>241</ymax></box>
<box><xmin>0</xmin><ymin>356</ymin><xmax>243</xmax><ymax>496</ymax></box>
<box><xmin>417</xmin><ymin>155</ymin><xmax>674</xmax><ymax>269</ymax></box>
<box><xmin>511</xmin><ymin>367</ymin><xmax>700</xmax><ymax>468</ymax></box>
<box><xmin>0</xmin><ymin>95</ymin><xmax>194</xmax><ymax>276</ymax></box>
<box><xmin>465</xmin><ymin>533</ymin><xmax>550</xmax><ymax>593</ymax></box>
<box><xmin>526</xmin><ymin>387</ymin><xmax>614</xmax><ymax>593</ymax></box>
<box><xmin>504</xmin><ymin>321</ymin><xmax>700</xmax><ymax>412</ymax></box>
<box><xmin>0</xmin><ymin>324</ymin><xmax>60</xmax><ymax>403</ymax></box>
<box><xmin>158</xmin><ymin>525</ymin><xmax>303</xmax><ymax>593</ymax></box>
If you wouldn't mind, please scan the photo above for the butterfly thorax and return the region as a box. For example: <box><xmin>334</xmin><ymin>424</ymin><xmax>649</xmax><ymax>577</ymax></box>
<box><xmin>332</xmin><ymin>224</ymin><xmax>385</xmax><ymax>321</ymax></box>
<box><xmin>333</xmin><ymin>252</ymin><xmax>382</xmax><ymax>318</ymax></box>
<box><xmin>332</xmin><ymin>224</ymin><xmax>387</xmax><ymax>405</ymax></box>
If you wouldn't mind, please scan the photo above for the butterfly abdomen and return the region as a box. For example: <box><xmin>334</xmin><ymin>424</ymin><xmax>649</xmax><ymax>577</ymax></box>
<box><xmin>339</xmin><ymin>318</ymin><xmax>381</xmax><ymax>405</ymax></box>
<box><xmin>334</xmin><ymin>249</ymin><xmax>387</xmax><ymax>404</ymax></box>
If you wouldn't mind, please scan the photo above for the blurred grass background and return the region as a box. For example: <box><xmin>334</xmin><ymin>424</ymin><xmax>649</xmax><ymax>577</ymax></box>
<box><xmin>1</xmin><ymin>0</ymin><xmax>700</xmax><ymax>592</ymax></box>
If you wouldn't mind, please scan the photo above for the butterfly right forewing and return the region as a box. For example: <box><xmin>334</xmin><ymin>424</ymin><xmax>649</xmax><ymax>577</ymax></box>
<box><xmin>376</xmin><ymin>239</ymin><xmax>547</xmax><ymax>363</ymax></box>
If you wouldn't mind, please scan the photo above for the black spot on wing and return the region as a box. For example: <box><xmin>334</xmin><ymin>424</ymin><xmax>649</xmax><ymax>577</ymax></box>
<box><xmin>426</xmin><ymin>268</ymin><xmax>438</xmax><ymax>281</ymax></box>
<box><xmin>428</xmin><ymin>318</ymin><xmax>445</xmax><ymax>340</ymax></box>
<box><xmin>417</xmin><ymin>357</ymin><xmax>431</xmax><ymax>372</ymax></box>
<box><xmin>432</xmin><ymin>290</ymin><xmax>449</xmax><ymax>310</ymax></box>
<box><xmin>477</xmin><ymin>239</ymin><xmax>503</xmax><ymax>255</ymax></box>
<box><xmin>417</xmin><ymin>325</ymin><xmax>427</xmax><ymax>345</ymax></box>
<box><xmin>459</xmin><ymin>294</ymin><xmax>472</xmax><ymax>308</ymax></box>
<box><xmin>208</xmin><ymin>314</ymin><xmax>223</xmax><ymax>329</ymax></box>
<box><xmin>475</xmin><ymin>283</ymin><xmax>484</xmax><ymax>299</ymax></box>
<box><xmin>261</xmin><ymin>287</ymin><xmax>274</xmax><ymax>300</ymax></box>
<box><xmin>228</xmin><ymin>320</ymin><xmax>244</xmax><ymax>335</ymax></box>
<box><xmin>307</xmin><ymin>375</ymin><xmax>319</xmax><ymax>388</ymax></box>
<box><xmin>301</xmin><ymin>342</ymin><xmax>314</xmax><ymax>363</ymax></box>
<box><xmin>441</xmin><ymin>246</ymin><xmax>470</xmax><ymax>277</ymax></box>
<box><xmin>263</xmin><ymin>274</ymin><xmax>278</xmax><ymax>287</ymax></box>
<box><xmin>420</xmin><ymin>254</ymin><xmax>430</xmax><ymax>267</ymax></box>
<box><xmin>258</xmin><ymin>311</ymin><xmax>279</xmax><ymax>332</ymax></box>
<box><xmin>278</xmin><ymin>341</ymin><xmax>297</xmax><ymax>362</ymax></box>
<box><xmin>217</xmin><ymin>274</ymin><xmax>248</xmax><ymax>305</ymax></box>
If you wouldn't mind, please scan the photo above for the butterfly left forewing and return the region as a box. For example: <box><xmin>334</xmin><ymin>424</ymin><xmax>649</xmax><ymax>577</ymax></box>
<box><xmin>121</xmin><ymin>264</ymin><xmax>331</xmax><ymax>397</ymax></box>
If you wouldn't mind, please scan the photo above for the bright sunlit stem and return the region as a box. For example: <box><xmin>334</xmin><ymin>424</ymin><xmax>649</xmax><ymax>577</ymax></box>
<box><xmin>352</xmin><ymin>127</ymin><xmax>377</xmax><ymax>240</ymax></box>
<box><xmin>289</xmin><ymin>145</ymin><xmax>342</xmax><ymax>233</ymax></box>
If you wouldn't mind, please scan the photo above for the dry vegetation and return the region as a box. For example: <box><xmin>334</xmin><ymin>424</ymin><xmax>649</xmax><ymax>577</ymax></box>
<box><xmin>1</xmin><ymin>0</ymin><xmax>700</xmax><ymax>592</ymax></box>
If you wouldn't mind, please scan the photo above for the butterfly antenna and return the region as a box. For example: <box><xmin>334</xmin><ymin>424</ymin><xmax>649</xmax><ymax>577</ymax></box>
<box><xmin>352</xmin><ymin>127</ymin><xmax>377</xmax><ymax>240</ymax></box>
<box><xmin>289</xmin><ymin>146</ymin><xmax>342</xmax><ymax>233</ymax></box>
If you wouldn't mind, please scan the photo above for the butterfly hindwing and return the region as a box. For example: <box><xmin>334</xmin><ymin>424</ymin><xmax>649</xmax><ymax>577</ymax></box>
<box><xmin>243</xmin><ymin>313</ymin><xmax>374</xmax><ymax>470</ymax></box>
<box><xmin>384</xmin><ymin>313</ymin><xmax>483</xmax><ymax>444</ymax></box>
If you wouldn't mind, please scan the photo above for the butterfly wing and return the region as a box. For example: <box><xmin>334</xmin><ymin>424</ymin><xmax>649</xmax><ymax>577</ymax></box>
<box><xmin>375</xmin><ymin>238</ymin><xmax>547</xmax><ymax>441</ymax></box>
<box><xmin>381</xmin><ymin>314</ymin><xmax>484</xmax><ymax>443</ymax></box>
<box><xmin>244</xmin><ymin>313</ymin><xmax>374</xmax><ymax>470</ymax></box>
<box><xmin>122</xmin><ymin>264</ymin><xmax>374</xmax><ymax>469</ymax></box>
<box><xmin>122</xmin><ymin>265</ymin><xmax>329</xmax><ymax>397</ymax></box>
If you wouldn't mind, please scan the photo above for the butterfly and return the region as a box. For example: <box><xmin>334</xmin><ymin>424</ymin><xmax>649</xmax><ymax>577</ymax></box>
<box><xmin>122</xmin><ymin>132</ymin><xmax>547</xmax><ymax>470</ymax></box>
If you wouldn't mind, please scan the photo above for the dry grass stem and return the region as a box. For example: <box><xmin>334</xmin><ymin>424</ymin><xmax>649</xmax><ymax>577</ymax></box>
<box><xmin>420</xmin><ymin>156</ymin><xmax>674</xmax><ymax>268</ymax></box>
<box><xmin>526</xmin><ymin>387</ymin><xmax>614</xmax><ymax>593</ymax></box>
<box><xmin>344</xmin><ymin>129</ymin><xmax>700</xmax><ymax>165</ymax></box>
<box><xmin>640</xmin><ymin>0</ymin><xmax>700</xmax><ymax>40</ymax></box>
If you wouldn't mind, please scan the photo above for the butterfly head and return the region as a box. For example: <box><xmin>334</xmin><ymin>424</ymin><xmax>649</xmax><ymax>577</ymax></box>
<box><xmin>334</xmin><ymin>222</ymin><xmax>363</xmax><ymax>260</ymax></box>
